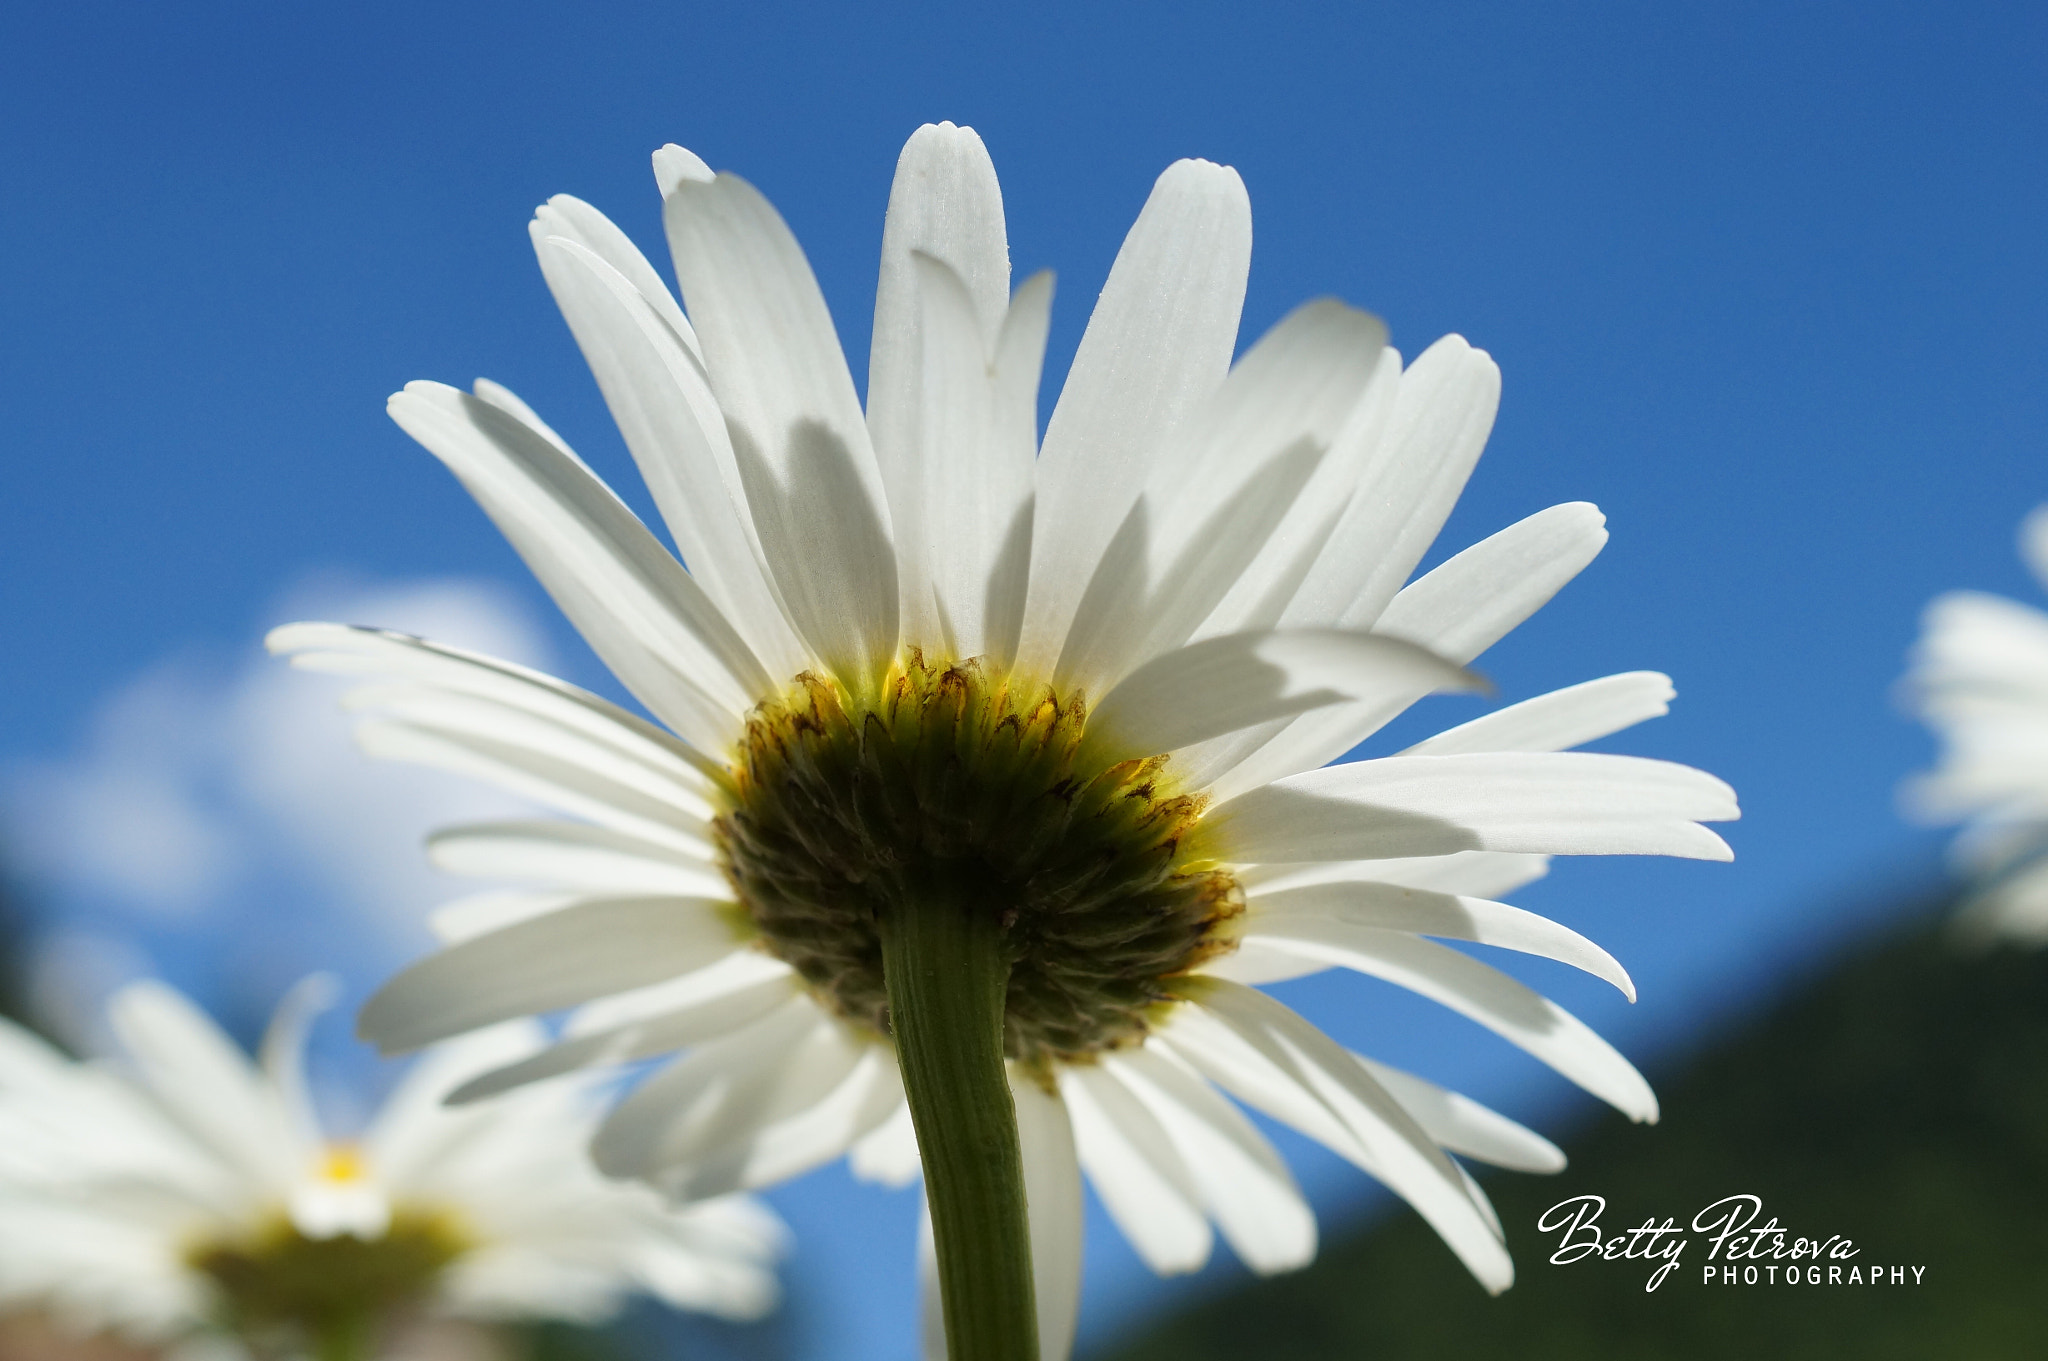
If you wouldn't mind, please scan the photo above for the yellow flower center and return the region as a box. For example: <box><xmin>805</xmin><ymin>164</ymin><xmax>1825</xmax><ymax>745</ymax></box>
<box><xmin>317</xmin><ymin>1144</ymin><xmax>366</xmax><ymax>1184</ymax></box>
<box><xmin>715</xmin><ymin>650</ymin><xmax>1243</xmax><ymax>1073</ymax></box>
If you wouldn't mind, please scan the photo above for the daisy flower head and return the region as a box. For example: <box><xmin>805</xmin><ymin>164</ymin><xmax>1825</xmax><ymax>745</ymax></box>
<box><xmin>0</xmin><ymin>978</ymin><xmax>785</xmax><ymax>1358</ymax></box>
<box><xmin>1904</xmin><ymin>504</ymin><xmax>2048</xmax><ymax>940</ymax></box>
<box><xmin>272</xmin><ymin>123</ymin><xmax>1737</xmax><ymax>1359</ymax></box>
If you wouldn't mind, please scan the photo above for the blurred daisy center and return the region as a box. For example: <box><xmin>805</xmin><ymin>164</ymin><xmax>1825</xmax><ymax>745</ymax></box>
<box><xmin>188</xmin><ymin>1204</ymin><xmax>468</xmax><ymax>1341</ymax></box>
<box><xmin>716</xmin><ymin>651</ymin><xmax>1244</xmax><ymax>1069</ymax></box>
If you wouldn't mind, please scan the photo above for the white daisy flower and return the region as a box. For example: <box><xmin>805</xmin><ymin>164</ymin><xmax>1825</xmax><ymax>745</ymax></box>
<box><xmin>270</xmin><ymin>123</ymin><xmax>1736</xmax><ymax>1359</ymax></box>
<box><xmin>1904</xmin><ymin>504</ymin><xmax>2048</xmax><ymax>940</ymax></box>
<box><xmin>0</xmin><ymin>978</ymin><xmax>785</xmax><ymax>1358</ymax></box>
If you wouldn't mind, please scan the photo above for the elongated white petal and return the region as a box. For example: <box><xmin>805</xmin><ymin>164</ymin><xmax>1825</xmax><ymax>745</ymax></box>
<box><xmin>653</xmin><ymin>143</ymin><xmax>714</xmax><ymax>197</ymax></box>
<box><xmin>106</xmin><ymin>983</ymin><xmax>299</xmax><ymax>1188</ymax></box>
<box><xmin>531</xmin><ymin>230</ymin><xmax>808</xmax><ymax>678</ymax></box>
<box><xmin>595</xmin><ymin>1005</ymin><xmax>899</xmax><ymax>1197</ymax></box>
<box><xmin>258</xmin><ymin>973</ymin><xmax>339</xmax><ymax>1148</ymax></box>
<box><xmin>1196</xmin><ymin>940</ymin><xmax>1333</xmax><ymax>986</ymax></box>
<box><xmin>662</xmin><ymin>172</ymin><xmax>897</xmax><ymax>686</ymax></box>
<box><xmin>1202</xmin><ymin>751</ymin><xmax>1738</xmax><ymax>863</ymax></box>
<box><xmin>1016</xmin><ymin>159</ymin><xmax>1252</xmax><ymax>678</ymax></box>
<box><xmin>1162</xmin><ymin>980</ymin><xmax>1513</xmax><ymax>1292</ymax></box>
<box><xmin>1104</xmin><ymin>1046</ymin><xmax>1314</xmax><ymax>1273</ymax></box>
<box><xmin>1237</xmin><ymin>850</ymin><xmax>1551</xmax><ymax>900</ymax></box>
<box><xmin>1057</xmin><ymin>300</ymin><xmax>1389</xmax><ymax>695</ymax></box>
<box><xmin>428</xmin><ymin>888</ymin><xmax>585</xmax><ymax>942</ymax></box>
<box><xmin>267</xmin><ymin>623</ymin><xmax>728</xmax><ymax>786</ymax></box>
<box><xmin>353</xmin><ymin>719</ymin><xmax>714</xmax><ymax>858</ymax></box>
<box><xmin>1284</xmin><ymin>335</ymin><xmax>1502</xmax><ymax>630</ymax></box>
<box><xmin>1243</xmin><ymin>880</ymin><xmax>1635</xmax><ymax>998</ymax></box>
<box><xmin>564</xmin><ymin>949</ymin><xmax>794</xmax><ymax>1037</ymax></box>
<box><xmin>1403</xmin><ymin>672</ymin><xmax>1675</xmax><ymax>757</ymax></box>
<box><xmin>868</xmin><ymin>124</ymin><xmax>1011</xmax><ymax>646</ymax></box>
<box><xmin>1011</xmin><ymin>1071</ymin><xmax>1083</xmax><ymax>1361</ymax></box>
<box><xmin>361</xmin><ymin>1019</ymin><xmax>554</xmax><ymax>1184</ymax></box>
<box><xmin>847</xmin><ymin>1097</ymin><xmax>919</xmax><ymax>1188</ymax></box>
<box><xmin>590</xmin><ymin>998</ymin><xmax>812</xmax><ymax>1178</ymax></box>
<box><xmin>982</xmin><ymin>274</ymin><xmax>1054</xmax><ymax>669</ymax></box>
<box><xmin>534</xmin><ymin>193</ymin><xmax>699</xmax><ymax>350</ymax></box>
<box><xmin>388</xmin><ymin>382</ymin><xmax>764</xmax><ymax>747</ymax></box>
<box><xmin>1354</xmin><ymin>1057</ymin><xmax>1565</xmax><ymax>1173</ymax></box>
<box><xmin>427</xmin><ymin>820</ymin><xmax>724</xmax><ymax>896</ymax></box>
<box><xmin>342</xmin><ymin>682</ymin><xmax>716</xmax><ymax>821</ymax></box>
<box><xmin>446</xmin><ymin>974</ymin><xmax>800</xmax><ymax>1105</ymax></box>
<box><xmin>1208</xmin><ymin>501</ymin><xmax>1611</xmax><ymax>799</ymax></box>
<box><xmin>919</xmin><ymin>1197</ymin><xmax>947</xmax><ymax>1361</ymax></box>
<box><xmin>1086</xmin><ymin>629</ymin><xmax>1482</xmax><ymax>763</ymax></box>
<box><xmin>1245</xmin><ymin>928</ymin><xmax>1657</xmax><ymax>1120</ymax></box>
<box><xmin>1060</xmin><ymin>1063</ymin><xmax>1211</xmax><ymax>1274</ymax></box>
<box><xmin>359</xmin><ymin>897</ymin><xmax>749</xmax><ymax>1053</ymax></box>
<box><xmin>1196</xmin><ymin>348</ymin><xmax>1401</xmax><ymax>642</ymax></box>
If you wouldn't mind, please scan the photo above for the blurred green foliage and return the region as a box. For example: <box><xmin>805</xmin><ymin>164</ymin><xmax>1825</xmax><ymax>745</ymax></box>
<box><xmin>1101</xmin><ymin>908</ymin><xmax>2048</xmax><ymax>1359</ymax></box>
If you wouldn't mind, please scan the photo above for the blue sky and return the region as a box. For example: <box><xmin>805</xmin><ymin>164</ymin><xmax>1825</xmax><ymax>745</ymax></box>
<box><xmin>2</xmin><ymin>2</ymin><xmax>2044</xmax><ymax>1357</ymax></box>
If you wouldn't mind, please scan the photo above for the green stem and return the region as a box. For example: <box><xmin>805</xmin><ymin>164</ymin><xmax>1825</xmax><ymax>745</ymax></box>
<box><xmin>880</xmin><ymin>865</ymin><xmax>1038</xmax><ymax>1361</ymax></box>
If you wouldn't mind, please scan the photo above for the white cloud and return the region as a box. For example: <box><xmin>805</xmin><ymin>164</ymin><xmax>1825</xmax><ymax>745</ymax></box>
<box><xmin>4</xmin><ymin>574</ymin><xmax>563</xmax><ymax>1031</ymax></box>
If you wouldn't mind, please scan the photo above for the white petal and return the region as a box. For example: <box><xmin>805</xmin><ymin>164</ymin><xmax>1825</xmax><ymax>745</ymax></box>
<box><xmin>361</xmin><ymin>1020</ymin><xmax>552</xmax><ymax>1184</ymax></box>
<box><xmin>1237</xmin><ymin>850</ymin><xmax>1551</xmax><ymax>900</ymax></box>
<box><xmin>106</xmin><ymin>982</ymin><xmax>299</xmax><ymax>1188</ymax></box>
<box><xmin>530</xmin><ymin>229</ymin><xmax>809</xmax><ymax>678</ymax></box>
<box><xmin>1056</xmin><ymin>300</ymin><xmax>1389</xmax><ymax>695</ymax></box>
<box><xmin>387</xmin><ymin>381</ymin><xmax>765</xmax><ymax>747</ymax></box>
<box><xmin>981</xmin><ymin>273</ymin><xmax>1055</xmax><ymax>669</ymax></box>
<box><xmin>846</xmin><ymin>1096</ymin><xmax>920</xmax><ymax>1188</ymax></box>
<box><xmin>428</xmin><ymin>888</ymin><xmax>585</xmax><ymax>942</ymax></box>
<box><xmin>1060</xmin><ymin>1063</ymin><xmax>1211</xmax><ymax>1274</ymax></box>
<box><xmin>1015</xmin><ymin>159</ymin><xmax>1252</xmax><ymax>679</ymax></box>
<box><xmin>1242</xmin><ymin>880</ymin><xmax>1635</xmax><ymax>998</ymax></box>
<box><xmin>531</xmin><ymin>194</ymin><xmax>699</xmax><ymax>361</ymax></box>
<box><xmin>591</xmin><ymin>997</ymin><xmax>814</xmax><ymax>1177</ymax></box>
<box><xmin>341</xmin><ymin>681</ymin><xmax>717</xmax><ymax>821</ymax></box>
<box><xmin>258</xmin><ymin>974</ymin><xmax>340</xmax><ymax>1148</ymax></box>
<box><xmin>1084</xmin><ymin>629</ymin><xmax>1482</xmax><ymax>763</ymax></box>
<box><xmin>427</xmin><ymin>819</ymin><xmax>725</xmax><ymax>897</ymax></box>
<box><xmin>910</xmin><ymin>254</ymin><xmax>1044</xmax><ymax>662</ymax></box>
<box><xmin>919</xmin><ymin>1197</ymin><xmax>948</xmax><ymax>1361</ymax></box>
<box><xmin>358</xmin><ymin>896</ymin><xmax>749</xmax><ymax>1053</ymax></box>
<box><xmin>1195</xmin><ymin>346</ymin><xmax>1402</xmax><ymax>641</ymax></box>
<box><xmin>2022</xmin><ymin>503</ymin><xmax>2048</xmax><ymax>592</ymax></box>
<box><xmin>1402</xmin><ymin>672</ymin><xmax>1675</xmax><ymax>756</ymax></box>
<box><xmin>565</xmin><ymin>948</ymin><xmax>795</xmax><ymax>1035</ymax></box>
<box><xmin>652</xmin><ymin>143</ymin><xmax>714</xmax><ymax>198</ymax></box>
<box><xmin>1282</xmin><ymin>335</ymin><xmax>1502</xmax><ymax>630</ymax></box>
<box><xmin>867</xmin><ymin>124</ymin><xmax>1011</xmax><ymax>647</ymax></box>
<box><xmin>1201</xmin><ymin>751</ymin><xmax>1738</xmax><ymax>863</ymax></box>
<box><xmin>445</xmin><ymin>973</ymin><xmax>800</xmax><ymax>1104</ymax></box>
<box><xmin>662</xmin><ymin>172</ymin><xmax>898</xmax><ymax>686</ymax></box>
<box><xmin>594</xmin><ymin>1004</ymin><xmax>899</xmax><ymax>1197</ymax></box>
<box><xmin>1161</xmin><ymin>980</ymin><xmax>1513</xmax><ymax>1293</ymax></box>
<box><xmin>266</xmin><ymin>623</ymin><xmax>727</xmax><ymax>786</ymax></box>
<box><xmin>1196</xmin><ymin>940</ymin><xmax>1332</xmax><ymax>986</ymax></box>
<box><xmin>1103</xmin><ymin>1046</ymin><xmax>1315</xmax><ymax>1273</ymax></box>
<box><xmin>1011</xmin><ymin>1071</ymin><xmax>1083</xmax><ymax>1361</ymax></box>
<box><xmin>1353</xmin><ymin>1057</ymin><xmax>1565</xmax><ymax>1174</ymax></box>
<box><xmin>1243</xmin><ymin>928</ymin><xmax>1656</xmax><ymax>1121</ymax></box>
<box><xmin>352</xmin><ymin>718</ymin><xmax>713</xmax><ymax>858</ymax></box>
<box><xmin>1207</xmin><ymin>501</ymin><xmax>1611</xmax><ymax>800</ymax></box>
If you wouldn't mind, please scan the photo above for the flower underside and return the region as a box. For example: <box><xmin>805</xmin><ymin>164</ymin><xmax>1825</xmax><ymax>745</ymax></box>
<box><xmin>189</xmin><ymin>1208</ymin><xmax>466</xmax><ymax>1338</ymax></box>
<box><xmin>717</xmin><ymin>651</ymin><xmax>1243</xmax><ymax>1071</ymax></box>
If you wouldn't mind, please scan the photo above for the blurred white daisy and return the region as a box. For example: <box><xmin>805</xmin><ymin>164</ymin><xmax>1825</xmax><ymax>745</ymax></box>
<box><xmin>0</xmin><ymin>978</ymin><xmax>785</xmax><ymax>1358</ymax></box>
<box><xmin>273</xmin><ymin>123</ymin><xmax>1735</xmax><ymax>1357</ymax></box>
<box><xmin>1903</xmin><ymin>504</ymin><xmax>2048</xmax><ymax>940</ymax></box>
